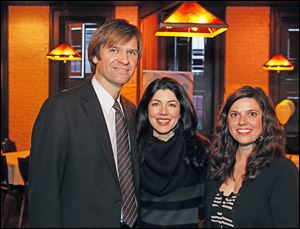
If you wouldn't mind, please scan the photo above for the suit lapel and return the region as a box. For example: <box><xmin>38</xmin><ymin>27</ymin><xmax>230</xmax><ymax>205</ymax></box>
<box><xmin>80</xmin><ymin>81</ymin><xmax>119</xmax><ymax>183</ymax></box>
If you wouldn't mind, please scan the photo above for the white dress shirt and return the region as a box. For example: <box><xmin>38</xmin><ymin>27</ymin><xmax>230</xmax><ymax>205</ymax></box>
<box><xmin>91</xmin><ymin>76</ymin><xmax>121</xmax><ymax>176</ymax></box>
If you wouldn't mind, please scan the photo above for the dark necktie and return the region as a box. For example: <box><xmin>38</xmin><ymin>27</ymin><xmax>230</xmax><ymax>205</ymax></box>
<box><xmin>113</xmin><ymin>101</ymin><xmax>137</xmax><ymax>227</ymax></box>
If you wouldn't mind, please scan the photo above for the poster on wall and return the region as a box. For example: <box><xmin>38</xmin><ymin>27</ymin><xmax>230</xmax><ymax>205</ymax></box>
<box><xmin>141</xmin><ymin>70</ymin><xmax>194</xmax><ymax>99</ymax></box>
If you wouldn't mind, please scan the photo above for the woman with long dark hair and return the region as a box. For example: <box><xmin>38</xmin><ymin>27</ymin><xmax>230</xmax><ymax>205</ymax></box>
<box><xmin>205</xmin><ymin>86</ymin><xmax>299</xmax><ymax>228</ymax></box>
<box><xmin>136</xmin><ymin>77</ymin><xmax>209</xmax><ymax>227</ymax></box>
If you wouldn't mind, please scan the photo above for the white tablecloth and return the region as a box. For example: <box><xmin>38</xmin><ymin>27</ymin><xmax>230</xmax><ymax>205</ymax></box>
<box><xmin>5</xmin><ymin>151</ymin><xmax>30</xmax><ymax>185</ymax></box>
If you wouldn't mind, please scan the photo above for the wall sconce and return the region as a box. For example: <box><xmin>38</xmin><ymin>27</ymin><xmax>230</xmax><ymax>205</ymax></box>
<box><xmin>263</xmin><ymin>54</ymin><xmax>294</xmax><ymax>73</ymax></box>
<box><xmin>155</xmin><ymin>2</ymin><xmax>228</xmax><ymax>38</ymax></box>
<box><xmin>47</xmin><ymin>43</ymin><xmax>81</xmax><ymax>63</ymax></box>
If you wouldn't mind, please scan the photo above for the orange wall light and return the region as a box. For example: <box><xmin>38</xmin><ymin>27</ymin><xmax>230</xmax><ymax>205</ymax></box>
<box><xmin>155</xmin><ymin>2</ymin><xmax>228</xmax><ymax>38</ymax></box>
<box><xmin>47</xmin><ymin>43</ymin><xmax>81</xmax><ymax>63</ymax></box>
<box><xmin>263</xmin><ymin>54</ymin><xmax>294</xmax><ymax>73</ymax></box>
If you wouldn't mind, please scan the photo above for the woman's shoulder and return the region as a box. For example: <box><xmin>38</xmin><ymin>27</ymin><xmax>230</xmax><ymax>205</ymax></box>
<box><xmin>271</xmin><ymin>155</ymin><xmax>298</xmax><ymax>171</ymax></box>
<box><xmin>262</xmin><ymin>155</ymin><xmax>299</xmax><ymax>182</ymax></box>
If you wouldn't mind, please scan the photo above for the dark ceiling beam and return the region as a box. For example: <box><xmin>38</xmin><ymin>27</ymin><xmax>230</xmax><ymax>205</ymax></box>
<box><xmin>138</xmin><ymin>1</ymin><xmax>181</xmax><ymax>18</ymax></box>
<box><xmin>1</xmin><ymin>1</ymin><xmax>298</xmax><ymax>13</ymax></box>
<box><xmin>0</xmin><ymin>1</ymin><xmax>139</xmax><ymax>6</ymax></box>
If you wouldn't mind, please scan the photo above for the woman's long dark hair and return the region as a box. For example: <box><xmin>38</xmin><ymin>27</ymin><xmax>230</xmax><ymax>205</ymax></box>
<box><xmin>136</xmin><ymin>77</ymin><xmax>209</xmax><ymax>169</ymax></box>
<box><xmin>209</xmin><ymin>86</ymin><xmax>285</xmax><ymax>182</ymax></box>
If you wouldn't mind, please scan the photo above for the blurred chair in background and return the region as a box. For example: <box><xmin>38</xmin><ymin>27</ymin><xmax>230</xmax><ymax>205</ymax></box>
<box><xmin>1</xmin><ymin>138</ymin><xmax>17</xmax><ymax>153</ymax></box>
<box><xmin>1</xmin><ymin>155</ymin><xmax>24</xmax><ymax>228</ymax></box>
<box><xmin>1</xmin><ymin>154</ymin><xmax>8</xmax><ymax>226</ymax></box>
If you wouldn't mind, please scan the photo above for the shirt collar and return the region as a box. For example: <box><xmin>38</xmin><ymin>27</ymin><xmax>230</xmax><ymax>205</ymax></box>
<box><xmin>91</xmin><ymin>76</ymin><xmax>121</xmax><ymax>114</ymax></box>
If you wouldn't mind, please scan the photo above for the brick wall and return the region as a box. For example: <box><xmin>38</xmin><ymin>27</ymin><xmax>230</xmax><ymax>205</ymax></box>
<box><xmin>7</xmin><ymin>6</ymin><xmax>138</xmax><ymax>150</ymax></box>
<box><xmin>225</xmin><ymin>7</ymin><xmax>270</xmax><ymax>98</ymax></box>
<box><xmin>6</xmin><ymin>5</ymin><xmax>271</xmax><ymax>150</ymax></box>
<box><xmin>8</xmin><ymin>6</ymin><xmax>49</xmax><ymax>150</ymax></box>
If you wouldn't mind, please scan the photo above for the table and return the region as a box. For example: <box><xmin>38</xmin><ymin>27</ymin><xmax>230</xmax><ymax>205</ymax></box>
<box><xmin>5</xmin><ymin>151</ymin><xmax>30</xmax><ymax>185</ymax></box>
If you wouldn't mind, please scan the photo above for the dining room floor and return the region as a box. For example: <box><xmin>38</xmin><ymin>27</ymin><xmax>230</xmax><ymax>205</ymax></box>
<box><xmin>1</xmin><ymin>195</ymin><xmax>29</xmax><ymax>228</ymax></box>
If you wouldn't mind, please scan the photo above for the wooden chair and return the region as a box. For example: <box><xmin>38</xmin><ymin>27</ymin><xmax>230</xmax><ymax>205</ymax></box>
<box><xmin>1</xmin><ymin>138</ymin><xmax>17</xmax><ymax>153</ymax></box>
<box><xmin>1</xmin><ymin>155</ymin><xmax>24</xmax><ymax>228</ymax></box>
<box><xmin>1</xmin><ymin>154</ymin><xmax>8</xmax><ymax>226</ymax></box>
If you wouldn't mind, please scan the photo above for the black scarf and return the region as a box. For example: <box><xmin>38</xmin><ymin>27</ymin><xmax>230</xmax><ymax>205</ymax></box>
<box><xmin>140</xmin><ymin>133</ymin><xmax>187</xmax><ymax>196</ymax></box>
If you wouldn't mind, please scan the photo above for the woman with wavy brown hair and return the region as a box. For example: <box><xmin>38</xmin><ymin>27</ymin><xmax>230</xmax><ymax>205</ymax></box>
<box><xmin>205</xmin><ymin>86</ymin><xmax>299</xmax><ymax>228</ymax></box>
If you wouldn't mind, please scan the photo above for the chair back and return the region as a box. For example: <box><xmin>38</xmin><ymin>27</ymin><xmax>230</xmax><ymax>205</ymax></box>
<box><xmin>1</xmin><ymin>155</ymin><xmax>9</xmax><ymax>184</ymax></box>
<box><xmin>1</xmin><ymin>138</ymin><xmax>17</xmax><ymax>153</ymax></box>
<box><xmin>17</xmin><ymin>156</ymin><xmax>29</xmax><ymax>185</ymax></box>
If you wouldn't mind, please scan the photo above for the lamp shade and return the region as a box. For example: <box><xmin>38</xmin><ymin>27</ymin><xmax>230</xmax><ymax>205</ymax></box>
<box><xmin>263</xmin><ymin>54</ymin><xmax>294</xmax><ymax>73</ymax></box>
<box><xmin>47</xmin><ymin>43</ymin><xmax>81</xmax><ymax>63</ymax></box>
<box><xmin>155</xmin><ymin>2</ymin><xmax>228</xmax><ymax>38</ymax></box>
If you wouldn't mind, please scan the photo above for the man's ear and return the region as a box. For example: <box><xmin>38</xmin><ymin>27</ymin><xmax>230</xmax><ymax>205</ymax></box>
<box><xmin>92</xmin><ymin>56</ymin><xmax>98</xmax><ymax>64</ymax></box>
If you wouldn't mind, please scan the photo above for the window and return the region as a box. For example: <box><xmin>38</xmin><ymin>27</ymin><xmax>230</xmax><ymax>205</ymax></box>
<box><xmin>192</xmin><ymin>95</ymin><xmax>204</xmax><ymax>130</ymax></box>
<box><xmin>67</xmin><ymin>22</ymin><xmax>99</xmax><ymax>79</ymax></box>
<box><xmin>165</xmin><ymin>36</ymin><xmax>214</xmax><ymax>136</ymax></box>
<box><xmin>288</xmin><ymin>28</ymin><xmax>299</xmax><ymax>69</ymax></box>
<box><xmin>270</xmin><ymin>7</ymin><xmax>299</xmax><ymax>154</ymax></box>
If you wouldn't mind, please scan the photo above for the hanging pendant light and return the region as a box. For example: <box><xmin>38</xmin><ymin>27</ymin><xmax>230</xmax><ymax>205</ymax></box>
<box><xmin>155</xmin><ymin>2</ymin><xmax>228</xmax><ymax>38</ymax></box>
<box><xmin>263</xmin><ymin>54</ymin><xmax>294</xmax><ymax>73</ymax></box>
<box><xmin>47</xmin><ymin>43</ymin><xmax>81</xmax><ymax>63</ymax></box>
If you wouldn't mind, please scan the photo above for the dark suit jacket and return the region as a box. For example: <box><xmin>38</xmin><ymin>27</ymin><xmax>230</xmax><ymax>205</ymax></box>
<box><xmin>204</xmin><ymin>156</ymin><xmax>299</xmax><ymax>228</ymax></box>
<box><xmin>28</xmin><ymin>80</ymin><xmax>139</xmax><ymax>228</ymax></box>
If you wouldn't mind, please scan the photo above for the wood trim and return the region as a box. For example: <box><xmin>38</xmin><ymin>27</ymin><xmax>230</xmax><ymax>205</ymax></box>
<box><xmin>1</xmin><ymin>4</ymin><xmax>9</xmax><ymax>140</ymax></box>
<box><xmin>269</xmin><ymin>7</ymin><xmax>281</xmax><ymax>103</ymax></box>
<box><xmin>212</xmin><ymin>6</ymin><xmax>226</xmax><ymax>137</ymax></box>
<box><xmin>213</xmin><ymin>32</ymin><xmax>226</xmax><ymax>129</ymax></box>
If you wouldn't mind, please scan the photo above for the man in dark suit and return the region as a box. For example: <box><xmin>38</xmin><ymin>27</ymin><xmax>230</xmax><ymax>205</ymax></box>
<box><xmin>28</xmin><ymin>19</ymin><xmax>142</xmax><ymax>228</ymax></box>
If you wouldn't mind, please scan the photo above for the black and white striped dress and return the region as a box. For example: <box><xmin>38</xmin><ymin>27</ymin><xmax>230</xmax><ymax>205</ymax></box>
<box><xmin>210</xmin><ymin>191</ymin><xmax>237</xmax><ymax>228</ymax></box>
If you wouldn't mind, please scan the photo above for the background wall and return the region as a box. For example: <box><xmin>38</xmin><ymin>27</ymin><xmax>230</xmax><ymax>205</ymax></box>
<box><xmin>116</xmin><ymin>6</ymin><xmax>139</xmax><ymax>105</ymax></box>
<box><xmin>140</xmin><ymin>13</ymin><xmax>159</xmax><ymax>99</ymax></box>
<box><xmin>225</xmin><ymin>6</ymin><xmax>270</xmax><ymax>98</ymax></box>
<box><xmin>7</xmin><ymin>5</ymin><xmax>271</xmax><ymax>150</ymax></box>
<box><xmin>8</xmin><ymin>6</ymin><xmax>49</xmax><ymax>150</ymax></box>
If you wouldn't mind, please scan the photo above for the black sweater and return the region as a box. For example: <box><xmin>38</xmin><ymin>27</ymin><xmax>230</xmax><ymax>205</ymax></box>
<box><xmin>205</xmin><ymin>156</ymin><xmax>299</xmax><ymax>228</ymax></box>
<box><xmin>139</xmin><ymin>133</ymin><xmax>209</xmax><ymax>228</ymax></box>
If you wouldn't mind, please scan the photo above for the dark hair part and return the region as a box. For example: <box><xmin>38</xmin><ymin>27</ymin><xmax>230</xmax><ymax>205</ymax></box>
<box><xmin>88</xmin><ymin>19</ymin><xmax>143</xmax><ymax>76</ymax></box>
<box><xmin>209</xmin><ymin>86</ymin><xmax>285</xmax><ymax>182</ymax></box>
<box><xmin>136</xmin><ymin>77</ymin><xmax>198</xmax><ymax>141</ymax></box>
